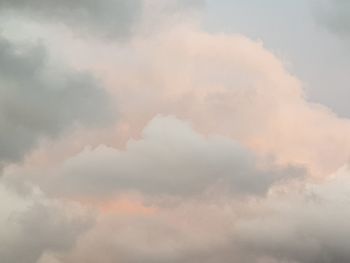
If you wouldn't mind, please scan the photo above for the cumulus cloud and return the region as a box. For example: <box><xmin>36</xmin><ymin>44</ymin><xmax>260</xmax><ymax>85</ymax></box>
<box><xmin>230</xmin><ymin>165</ymin><xmax>350</xmax><ymax>263</ymax></box>
<box><xmin>11</xmin><ymin>166</ymin><xmax>346</xmax><ymax>263</ymax></box>
<box><xmin>52</xmin><ymin>24</ymin><xmax>350</xmax><ymax>177</ymax></box>
<box><xmin>1</xmin><ymin>1</ymin><xmax>350</xmax><ymax>262</ymax></box>
<box><xmin>0</xmin><ymin>35</ymin><xmax>113</xmax><ymax>166</ymax></box>
<box><xmin>34</xmin><ymin>166</ymin><xmax>350</xmax><ymax>263</ymax></box>
<box><xmin>6</xmin><ymin>116</ymin><xmax>301</xmax><ymax>199</ymax></box>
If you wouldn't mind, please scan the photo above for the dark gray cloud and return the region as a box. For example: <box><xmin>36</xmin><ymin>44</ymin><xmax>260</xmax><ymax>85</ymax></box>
<box><xmin>0</xmin><ymin>35</ymin><xmax>113</xmax><ymax>166</ymax></box>
<box><xmin>0</xmin><ymin>0</ymin><xmax>142</xmax><ymax>38</ymax></box>
<box><xmin>313</xmin><ymin>0</ymin><xmax>350</xmax><ymax>37</ymax></box>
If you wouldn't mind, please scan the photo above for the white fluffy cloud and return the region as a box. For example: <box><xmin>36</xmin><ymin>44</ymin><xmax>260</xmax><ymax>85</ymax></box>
<box><xmin>50</xmin><ymin>24</ymin><xmax>350</xmax><ymax>177</ymax></box>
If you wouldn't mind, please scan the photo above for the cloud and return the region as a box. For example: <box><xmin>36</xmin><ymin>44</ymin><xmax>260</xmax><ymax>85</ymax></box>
<box><xmin>313</xmin><ymin>0</ymin><xmax>350</xmax><ymax>37</ymax></box>
<box><xmin>230</xmin><ymin>165</ymin><xmax>350</xmax><ymax>263</ymax></box>
<box><xmin>0</xmin><ymin>180</ymin><xmax>91</xmax><ymax>263</ymax></box>
<box><xmin>10</xmin><ymin>165</ymin><xmax>346</xmax><ymax>263</ymax></box>
<box><xmin>0</xmin><ymin>0</ymin><xmax>205</xmax><ymax>39</ymax></box>
<box><xmin>0</xmin><ymin>35</ymin><xmax>113</xmax><ymax>166</ymax></box>
<box><xmin>53</xmin><ymin>24</ymin><xmax>350</xmax><ymax>178</ymax></box>
<box><xmin>6</xmin><ymin>116</ymin><xmax>300</xmax><ymax>199</ymax></box>
<box><xmin>36</xmin><ymin>166</ymin><xmax>350</xmax><ymax>263</ymax></box>
<box><xmin>1</xmin><ymin>1</ymin><xmax>350</xmax><ymax>262</ymax></box>
<box><xmin>0</xmin><ymin>0</ymin><xmax>142</xmax><ymax>38</ymax></box>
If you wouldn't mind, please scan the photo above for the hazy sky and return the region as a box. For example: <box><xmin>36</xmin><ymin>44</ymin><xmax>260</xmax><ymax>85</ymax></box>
<box><xmin>1</xmin><ymin>1</ymin><xmax>350</xmax><ymax>263</ymax></box>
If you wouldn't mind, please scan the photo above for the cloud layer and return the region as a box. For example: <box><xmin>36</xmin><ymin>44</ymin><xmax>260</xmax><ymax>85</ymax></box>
<box><xmin>0</xmin><ymin>35</ymin><xmax>113</xmax><ymax>166</ymax></box>
<box><xmin>1</xmin><ymin>1</ymin><xmax>350</xmax><ymax>263</ymax></box>
<box><xmin>0</xmin><ymin>181</ymin><xmax>91</xmax><ymax>263</ymax></box>
<box><xmin>6</xmin><ymin>116</ymin><xmax>301</xmax><ymax>199</ymax></box>
<box><xmin>0</xmin><ymin>0</ymin><xmax>142</xmax><ymax>38</ymax></box>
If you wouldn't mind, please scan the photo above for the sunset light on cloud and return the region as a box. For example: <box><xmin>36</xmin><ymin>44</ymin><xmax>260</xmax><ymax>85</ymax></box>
<box><xmin>1</xmin><ymin>1</ymin><xmax>350</xmax><ymax>262</ymax></box>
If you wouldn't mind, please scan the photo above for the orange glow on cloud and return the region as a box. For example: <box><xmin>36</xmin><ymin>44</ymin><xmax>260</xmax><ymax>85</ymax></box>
<box><xmin>76</xmin><ymin>196</ymin><xmax>157</xmax><ymax>216</ymax></box>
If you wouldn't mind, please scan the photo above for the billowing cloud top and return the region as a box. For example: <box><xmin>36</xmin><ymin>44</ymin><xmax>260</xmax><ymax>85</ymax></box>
<box><xmin>1</xmin><ymin>1</ymin><xmax>350</xmax><ymax>263</ymax></box>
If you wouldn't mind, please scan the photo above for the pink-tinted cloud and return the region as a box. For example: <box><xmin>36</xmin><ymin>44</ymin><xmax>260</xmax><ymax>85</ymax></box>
<box><xmin>1</xmin><ymin>1</ymin><xmax>350</xmax><ymax>263</ymax></box>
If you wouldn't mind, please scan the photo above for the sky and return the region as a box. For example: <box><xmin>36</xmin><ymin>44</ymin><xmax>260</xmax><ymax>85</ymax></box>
<box><xmin>1</xmin><ymin>1</ymin><xmax>350</xmax><ymax>262</ymax></box>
